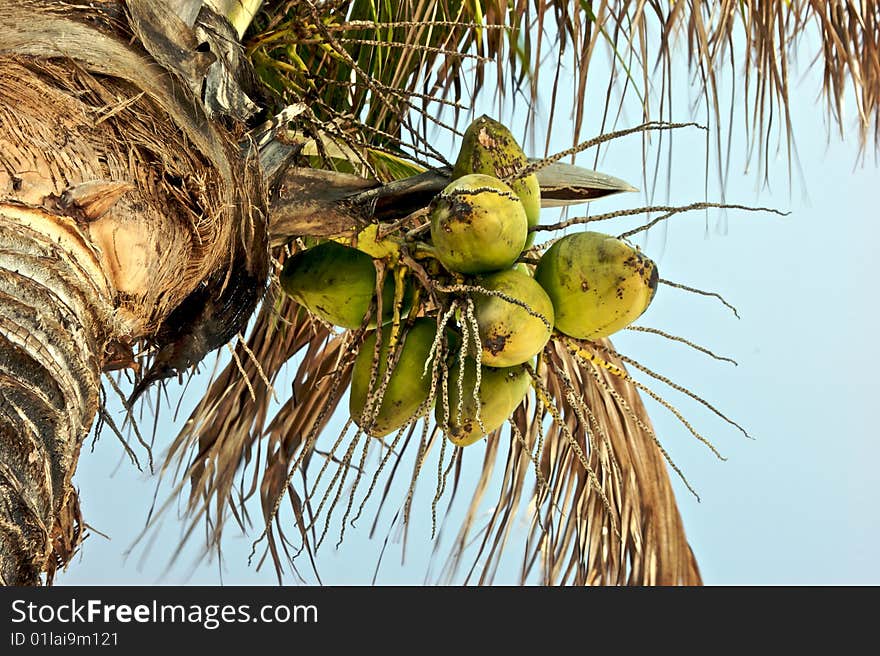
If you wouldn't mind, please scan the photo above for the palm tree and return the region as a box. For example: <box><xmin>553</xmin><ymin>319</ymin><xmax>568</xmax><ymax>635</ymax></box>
<box><xmin>0</xmin><ymin>0</ymin><xmax>874</xmax><ymax>586</ymax></box>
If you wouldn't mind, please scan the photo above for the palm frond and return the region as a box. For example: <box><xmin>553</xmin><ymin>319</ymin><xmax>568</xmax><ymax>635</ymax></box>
<box><xmin>248</xmin><ymin>0</ymin><xmax>877</xmax><ymax>179</ymax></box>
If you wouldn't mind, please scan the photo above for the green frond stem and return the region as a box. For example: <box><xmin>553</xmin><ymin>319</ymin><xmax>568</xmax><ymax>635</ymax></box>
<box><xmin>300</xmin><ymin>0</ymin><xmax>452</xmax><ymax>166</ymax></box>
<box><xmin>206</xmin><ymin>0</ymin><xmax>264</xmax><ymax>38</ymax></box>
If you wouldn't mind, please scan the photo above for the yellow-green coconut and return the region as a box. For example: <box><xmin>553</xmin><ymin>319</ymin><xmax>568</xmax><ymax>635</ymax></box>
<box><xmin>453</xmin><ymin>115</ymin><xmax>541</xmax><ymax>246</ymax></box>
<box><xmin>280</xmin><ymin>241</ymin><xmax>409</xmax><ymax>329</ymax></box>
<box><xmin>533</xmin><ymin>231</ymin><xmax>658</xmax><ymax>340</ymax></box>
<box><xmin>429</xmin><ymin>173</ymin><xmax>527</xmax><ymax>274</ymax></box>
<box><xmin>349</xmin><ymin>318</ymin><xmax>439</xmax><ymax>437</ymax></box>
<box><xmin>472</xmin><ymin>268</ymin><xmax>554</xmax><ymax>367</ymax></box>
<box><xmin>436</xmin><ymin>357</ymin><xmax>531</xmax><ymax>447</ymax></box>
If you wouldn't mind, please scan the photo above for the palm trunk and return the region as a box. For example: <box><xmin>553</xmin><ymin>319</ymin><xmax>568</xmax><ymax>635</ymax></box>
<box><xmin>0</xmin><ymin>208</ymin><xmax>112</xmax><ymax>585</ymax></box>
<box><xmin>0</xmin><ymin>0</ymin><xmax>267</xmax><ymax>583</ymax></box>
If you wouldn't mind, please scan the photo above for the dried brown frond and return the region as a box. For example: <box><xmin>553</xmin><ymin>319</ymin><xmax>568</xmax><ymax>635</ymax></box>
<box><xmin>155</xmin><ymin>287</ymin><xmax>336</xmax><ymax>559</ymax></box>
<box><xmin>527</xmin><ymin>339</ymin><xmax>701</xmax><ymax>585</ymax></box>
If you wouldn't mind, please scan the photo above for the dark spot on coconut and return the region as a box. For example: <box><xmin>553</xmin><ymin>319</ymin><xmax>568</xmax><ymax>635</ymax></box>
<box><xmin>484</xmin><ymin>330</ymin><xmax>510</xmax><ymax>355</ymax></box>
<box><xmin>450</xmin><ymin>199</ymin><xmax>475</xmax><ymax>224</ymax></box>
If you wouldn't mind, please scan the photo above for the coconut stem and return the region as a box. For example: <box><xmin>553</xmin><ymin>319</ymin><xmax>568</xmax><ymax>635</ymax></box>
<box><xmin>409</xmin><ymin>241</ymin><xmax>439</xmax><ymax>261</ymax></box>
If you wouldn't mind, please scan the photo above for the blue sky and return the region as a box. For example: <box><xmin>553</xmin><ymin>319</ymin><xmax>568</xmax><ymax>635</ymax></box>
<box><xmin>57</xmin><ymin>29</ymin><xmax>879</xmax><ymax>586</ymax></box>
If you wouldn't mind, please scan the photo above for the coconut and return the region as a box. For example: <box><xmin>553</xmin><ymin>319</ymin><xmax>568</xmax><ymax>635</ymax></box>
<box><xmin>436</xmin><ymin>357</ymin><xmax>531</xmax><ymax>447</ymax></box>
<box><xmin>349</xmin><ymin>318</ymin><xmax>439</xmax><ymax>437</ymax></box>
<box><xmin>280</xmin><ymin>241</ymin><xmax>410</xmax><ymax>329</ymax></box>
<box><xmin>334</xmin><ymin>223</ymin><xmax>401</xmax><ymax>261</ymax></box>
<box><xmin>453</xmin><ymin>115</ymin><xmax>541</xmax><ymax>246</ymax></box>
<box><xmin>472</xmin><ymin>268</ymin><xmax>554</xmax><ymax>367</ymax></box>
<box><xmin>533</xmin><ymin>231</ymin><xmax>658</xmax><ymax>340</ymax></box>
<box><xmin>429</xmin><ymin>173</ymin><xmax>527</xmax><ymax>274</ymax></box>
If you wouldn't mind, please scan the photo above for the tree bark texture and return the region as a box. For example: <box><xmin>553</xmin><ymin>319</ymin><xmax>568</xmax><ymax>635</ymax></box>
<box><xmin>0</xmin><ymin>207</ymin><xmax>112</xmax><ymax>585</ymax></box>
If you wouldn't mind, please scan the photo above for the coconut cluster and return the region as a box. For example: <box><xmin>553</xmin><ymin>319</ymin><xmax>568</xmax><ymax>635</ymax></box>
<box><xmin>279</xmin><ymin>115</ymin><xmax>659</xmax><ymax>446</ymax></box>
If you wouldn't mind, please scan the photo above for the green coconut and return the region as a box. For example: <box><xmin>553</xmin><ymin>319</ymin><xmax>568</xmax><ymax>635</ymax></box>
<box><xmin>429</xmin><ymin>173</ymin><xmax>527</xmax><ymax>274</ymax></box>
<box><xmin>472</xmin><ymin>268</ymin><xmax>554</xmax><ymax>367</ymax></box>
<box><xmin>333</xmin><ymin>223</ymin><xmax>401</xmax><ymax>261</ymax></box>
<box><xmin>533</xmin><ymin>231</ymin><xmax>659</xmax><ymax>340</ymax></box>
<box><xmin>349</xmin><ymin>318</ymin><xmax>439</xmax><ymax>437</ymax></box>
<box><xmin>453</xmin><ymin>115</ymin><xmax>541</xmax><ymax>246</ymax></box>
<box><xmin>436</xmin><ymin>357</ymin><xmax>531</xmax><ymax>447</ymax></box>
<box><xmin>280</xmin><ymin>241</ymin><xmax>410</xmax><ymax>329</ymax></box>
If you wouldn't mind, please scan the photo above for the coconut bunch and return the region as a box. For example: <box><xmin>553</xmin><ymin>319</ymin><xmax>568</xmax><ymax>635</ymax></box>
<box><xmin>279</xmin><ymin>115</ymin><xmax>659</xmax><ymax>450</ymax></box>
